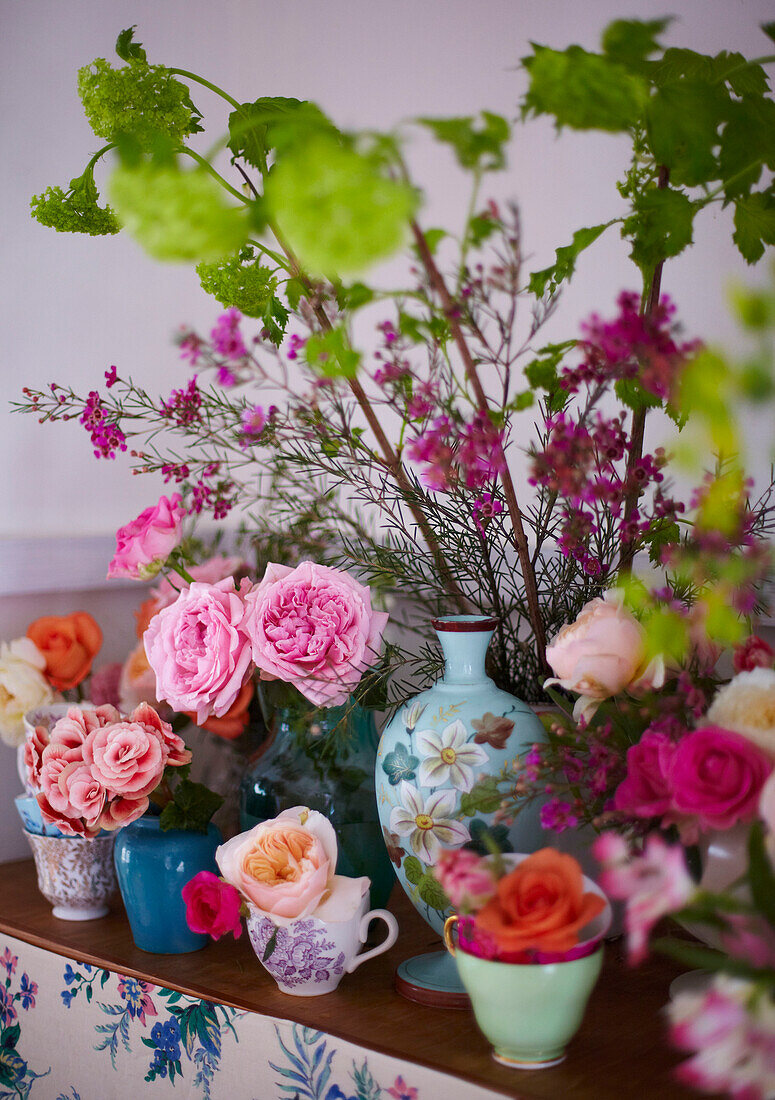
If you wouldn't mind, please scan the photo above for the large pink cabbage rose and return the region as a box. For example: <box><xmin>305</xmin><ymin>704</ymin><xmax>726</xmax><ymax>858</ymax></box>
<box><xmin>215</xmin><ymin>807</ymin><xmax>338</xmax><ymax>923</ymax></box>
<box><xmin>107</xmin><ymin>494</ymin><xmax>186</xmax><ymax>580</ymax></box>
<box><xmin>545</xmin><ymin>590</ymin><xmax>665</xmax><ymax>722</ymax></box>
<box><xmin>143</xmin><ymin>578</ymin><xmax>253</xmax><ymax>724</ymax></box>
<box><xmin>243</xmin><ymin>561</ymin><xmax>388</xmax><ymax>707</ymax></box>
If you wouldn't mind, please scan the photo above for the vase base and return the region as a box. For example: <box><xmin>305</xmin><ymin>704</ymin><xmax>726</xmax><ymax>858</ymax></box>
<box><xmin>394</xmin><ymin>950</ymin><xmax>469</xmax><ymax>1009</ymax></box>
<box><xmin>492</xmin><ymin>1050</ymin><xmax>566</xmax><ymax>1070</ymax></box>
<box><xmin>52</xmin><ymin>903</ymin><xmax>109</xmax><ymax>921</ymax></box>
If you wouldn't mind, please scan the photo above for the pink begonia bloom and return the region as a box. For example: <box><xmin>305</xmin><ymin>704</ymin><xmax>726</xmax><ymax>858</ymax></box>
<box><xmin>216</xmin><ymin>807</ymin><xmax>352</xmax><ymax>925</ymax></box>
<box><xmin>88</xmin><ymin>662</ymin><xmax>123</xmax><ymax>708</ymax></box>
<box><xmin>593</xmin><ymin>831</ymin><xmax>696</xmax><ymax>964</ymax></box>
<box><xmin>733</xmin><ymin>635</ymin><xmax>775</xmax><ymax>674</ymax></box>
<box><xmin>47</xmin><ymin>705</ymin><xmax>121</xmax><ymax>762</ymax></box>
<box><xmin>544</xmin><ymin>590</ymin><xmax>665</xmax><ymax>722</ymax></box>
<box><xmin>99</xmin><ymin>793</ymin><xmax>150</xmax><ymax>831</ymax></box>
<box><xmin>107</xmin><ymin>493</ymin><xmax>187</xmax><ymax>580</ymax></box>
<box><xmin>669</xmin><ymin>975</ymin><xmax>775</xmax><ymax>1100</ymax></box>
<box><xmin>666</xmin><ymin>726</ymin><xmax>771</xmax><ymax>843</ymax></box>
<box><xmin>144</xmin><ymin>578</ymin><xmax>253</xmax><ymax>724</ymax></box>
<box><xmin>37</xmin><ymin>753</ymin><xmax>107</xmax><ymax>837</ymax></box>
<box><xmin>24</xmin><ymin>723</ymin><xmax>50</xmax><ymax>793</ymax></box>
<box><xmin>182</xmin><ymin>870</ymin><xmax>243</xmax><ymax>940</ymax></box>
<box><xmin>706</xmin><ymin>668</ymin><xmax>775</xmax><ymax>759</ymax></box>
<box><xmin>151</xmin><ymin>555</ymin><xmax>245</xmax><ymax>610</ymax></box>
<box><xmin>243</xmin><ymin>561</ymin><xmax>388</xmax><ymax>708</ymax></box>
<box><xmin>614</xmin><ymin>729</ymin><xmax>676</xmax><ymax>819</ymax></box>
<box><xmin>433</xmin><ymin>849</ymin><xmax>496</xmax><ymax>913</ymax></box>
<box><xmin>82</xmin><ymin>701</ymin><xmax>190</xmax><ymax>796</ymax></box>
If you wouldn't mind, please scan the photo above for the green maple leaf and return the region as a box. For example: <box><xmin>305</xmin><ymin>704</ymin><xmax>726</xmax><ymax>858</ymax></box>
<box><xmin>627</xmin><ymin>187</ymin><xmax>695</xmax><ymax>269</ymax></box>
<box><xmin>522</xmin><ymin>44</ymin><xmax>648</xmax><ymax>132</ymax></box>
<box><xmin>733</xmin><ymin>190</ymin><xmax>775</xmax><ymax>263</ymax></box>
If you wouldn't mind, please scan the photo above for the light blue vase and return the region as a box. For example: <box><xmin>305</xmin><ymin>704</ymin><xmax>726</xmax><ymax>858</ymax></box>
<box><xmin>375</xmin><ymin>615</ymin><xmax>546</xmax><ymax>1003</ymax></box>
<box><xmin>114</xmin><ymin>817</ymin><xmax>222</xmax><ymax>954</ymax></box>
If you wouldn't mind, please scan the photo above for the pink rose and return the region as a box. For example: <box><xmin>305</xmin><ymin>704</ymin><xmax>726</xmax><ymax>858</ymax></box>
<box><xmin>732</xmin><ymin>635</ymin><xmax>774</xmax><ymax>674</ymax></box>
<box><xmin>182</xmin><ymin>870</ymin><xmax>243</xmax><ymax>940</ymax></box>
<box><xmin>545</xmin><ymin>590</ymin><xmax>664</xmax><ymax>721</ymax></box>
<box><xmin>433</xmin><ymin>849</ymin><xmax>497</xmax><ymax>913</ymax></box>
<box><xmin>107</xmin><ymin>494</ymin><xmax>186</xmax><ymax>580</ymax></box>
<box><xmin>614</xmin><ymin>730</ymin><xmax>676</xmax><ymax>819</ymax></box>
<box><xmin>215</xmin><ymin>807</ymin><xmax>337</xmax><ymax>923</ymax></box>
<box><xmin>667</xmin><ymin>725</ymin><xmax>772</xmax><ymax>838</ymax></box>
<box><xmin>88</xmin><ymin>662</ymin><xmax>123</xmax><ymax>707</ymax></box>
<box><xmin>143</xmin><ymin>578</ymin><xmax>253</xmax><ymax>724</ymax></box>
<box><xmin>244</xmin><ymin>561</ymin><xmax>389</xmax><ymax>707</ymax></box>
<box><xmin>82</xmin><ymin>707</ymin><xmax>169</xmax><ymax>797</ymax></box>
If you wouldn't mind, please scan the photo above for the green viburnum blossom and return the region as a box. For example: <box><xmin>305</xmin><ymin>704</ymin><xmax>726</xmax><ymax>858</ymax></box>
<box><xmin>264</xmin><ymin>135</ymin><xmax>417</xmax><ymax>276</ymax></box>
<box><xmin>78</xmin><ymin>57</ymin><xmax>196</xmax><ymax>149</ymax></box>
<box><xmin>30</xmin><ymin>175</ymin><xmax>120</xmax><ymax>236</ymax></box>
<box><xmin>196</xmin><ymin>247</ymin><xmax>278</xmax><ymax>317</ymax></box>
<box><xmin>109</xmin><ymin>163</ymin><xmax>249</xmax><ymax>263</ymax></box>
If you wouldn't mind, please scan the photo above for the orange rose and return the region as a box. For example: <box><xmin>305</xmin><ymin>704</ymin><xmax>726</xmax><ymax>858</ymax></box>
<box><xmin>27</xmin><ymin>612</ymin><xmax>103</xmax><ymax>692</ymax></box>
<box><xmin>474</xmin><ymin>849</ymin><xmax>605</xmax><ymax>955</ymax></box>
<box><xmin>185</xmin><ymin>680</ymin><xmax>255</xmax><ymax>741</ymax></box>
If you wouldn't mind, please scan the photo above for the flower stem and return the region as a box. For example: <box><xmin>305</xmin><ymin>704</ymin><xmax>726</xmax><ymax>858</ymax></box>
<box><xmin>411</xmin><ymin>219</ymin><xmax>548</xmax><ymax>669</ymax></box>
<box><xmin>168</xmin><ymin>68</ymin><xmax>242</xmax><ymax>110</ymax></box>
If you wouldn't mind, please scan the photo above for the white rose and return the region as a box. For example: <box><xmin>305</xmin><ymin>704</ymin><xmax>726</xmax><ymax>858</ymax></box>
<box><xmin>0</xmin><ymin>638</ymin><xmax>56</xmax><ymax>747</ymax></box>
<box><xmin>707</xmin><ymin>667</ymin><xmax>775</xmax><ymax>757</ymax></box>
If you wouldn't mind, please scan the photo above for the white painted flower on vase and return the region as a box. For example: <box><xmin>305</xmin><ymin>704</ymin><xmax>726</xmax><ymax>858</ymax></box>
<box><xmin>416</xmin><ymin>719</ymin><xmax>489</xmax><ymax>791</ymax></box>
<box><xmin>389</xmin><ymin>781</ymin><xmax>470</xmax><ymax>864</ymax></box>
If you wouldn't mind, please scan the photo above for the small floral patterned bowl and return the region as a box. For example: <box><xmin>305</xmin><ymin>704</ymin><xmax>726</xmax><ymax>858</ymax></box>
<box><xmin>25</xmin><ymin>831</ymin><xmax>117</xmax><ymax>921</ymax></box>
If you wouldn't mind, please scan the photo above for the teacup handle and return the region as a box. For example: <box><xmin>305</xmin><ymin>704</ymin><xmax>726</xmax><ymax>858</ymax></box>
<box><xmin>346</xmin><ymin>909</ymin><xmax>399</xmax><ymax>973</ymax></box>
<box><xmin>443</xmin><ymin>914</ymin><xmax>458</xmax><ymax>957</ymax></box>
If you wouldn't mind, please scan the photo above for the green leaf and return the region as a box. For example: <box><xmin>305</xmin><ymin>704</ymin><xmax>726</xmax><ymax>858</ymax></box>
<box><xmin>417</xmin><ymin>873</ymin><xmax>449</xmax><ymax>911</ymax></box>
<box><xmin>522</xmin><ymin>44</ymin><xmax>649</xmax><ymax>132</ymax></box>
<box><xmin>733</xmin><ymin>190</ymin><xmax>775</xmax><ymax>264</ymax></box>
<box><xmin>528</xmin><ymin>223</ymin><xmax>610</xmax><ymax>298</ymax></box>
<box><xmin>303</xmin><ymin>326</ymin><xmax>361</xmax><ymax>378</ymax></box>
<box><xmin>335</xmin><ymin>280</ymin><xmax>375</xmax><ymax>312</ymax></box>
<box><xmin>0</xmin><ymin>1025</ymin><xmax>19</xmax><ymax>1052</ymax></box>
<box><xmin>601</xmin><ymin>18</ymin><xmax>671</xmax><ymax>64</ymax></box>
<box><xmin>614</xmin><ymin>377</ymin><xmax>663</xmax><ymax>412</ymax></box>
<box><xmin>418</xmin><ymin>111</ymin><xmax>510</xmax><ymax>171</ymax></box>
<box><xmin>459</xmin><ymin>775</ymin><xmax>502</xmax><ymax>817</ymax></box>
<box><xmin>654</xmin><ymin>936</ymin><xmax>775</xmax><ymax>983</ymax></box>
<box><xmin>467</xmin><ymin>214</ymin><xmax>498</xmax><ymax>247</ymax></box>
<box><xmin>159</xmin><ymin>778</ymin><xmax>224</xmax><ymax>833</ymax></box>
<box><xmin>645</xmin><ymin>517</ymin><xmax>681</xmax><ymax>565</ymax></box>
<box><xmin>762</xmin><ymin>22</ymin><xmax>775</xmax><ymax>45</ymax></box>
<box><xmin>719</xmin><ymin>97</ymin><xmax>775</xmax><ymax>200</ymax></box>
<box><xmin>227</xmin><ymin>97</ymin><xmax>337</xmax><ymax>172</ymax></box>
<box><xmin>285</xmin><ymin>277</ymin><xmax>306</xmax><ymax>311</ymax></box>
<box><xmin>262</xmin><ymin>294</ymin><xmax>290</xmax><ymax>346</ymax></box>
<box><xmin>115</xmin><ymin>26</ymin><xmax>147</xmax><ymax>63</ymax></box>
<box><xmin>627</xmin><ymin>187</ymin><xmax>695</xmax><ymax>269</ymax></box>
<box><xmin>265</xmin><ymin>135</ymin><xmax>417</xmax><ymax>276</ymax></box>
<box><xmin>647</xmin><ymin>81</ymin><xmax>726</xmax><ymax>186</ymax></box>
<box><xmin>403</xmin><ymin>855</ymin><xmax>423</xmax><ymax>885</ymax></box>
<box><xmin>748</xmin><ymin>821</ymin><xmax>775</xmax><ymax>924</ymax></box>
<box><xmin>651</xmin><ymin>48</ymin><xmax>770</xmax><ymax>95</ymax></box>
<box><xmin>422</xmin><ymin>227</ymin><xmax>448</xmax><ymax>254</ymax></box>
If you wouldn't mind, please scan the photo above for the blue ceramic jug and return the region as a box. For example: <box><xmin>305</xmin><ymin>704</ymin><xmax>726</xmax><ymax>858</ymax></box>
<box><xmin>114</xmin><ymin>817</ymin><xmax>222</xmax><ymax>953</ymax></box>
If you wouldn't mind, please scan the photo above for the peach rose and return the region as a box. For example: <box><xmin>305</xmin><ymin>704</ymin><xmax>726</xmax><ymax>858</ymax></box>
<box><xmin>119</xmin><ymin>642</ymin><xmax>166</xmax><ymax>713</ymax></box>
<box><xmin>215</xmin><ymin>807</ymin><xmax>337</xmax><ymax>923</ymax></box>
<box><xmin>545</xmin><ymin>590</ymin><xmax>664</xmax><ymax>721</ymax></box>
<box><xmin>474</xmin><ymin>848</ymin><xmax>606</xmax><ymax>955</ymax></box>
<box><xmin>27</xmin><ymin>612</ymin><xmax>103</xmax><ymax>692</ymax></box>
<box><xmin>185</xmin><ymin>679</ymin><xmax>255</xmax><ymax>741</ymax></box>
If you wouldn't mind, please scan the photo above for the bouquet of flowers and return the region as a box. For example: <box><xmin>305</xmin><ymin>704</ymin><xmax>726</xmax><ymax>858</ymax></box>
<box><xmin>16</xmin><ymin>16</ymin><xmax>775</xmax><ymax>719</ymax></box>
<box><xmin>23</xmin><ymin>701</ymin><xmax>193</xmax><ymax>837</ymax></box>
<box><xmin>0</xmin><ymin>612</ymin><xmax>103</xmax><ymax>746</ymax></box>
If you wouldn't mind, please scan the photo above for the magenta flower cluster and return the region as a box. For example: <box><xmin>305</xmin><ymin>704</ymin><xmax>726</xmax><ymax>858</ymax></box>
<box><xmin>79</xmin><ymin>390</ymin><xmax>127</xmax><ymax>460</ymax></box>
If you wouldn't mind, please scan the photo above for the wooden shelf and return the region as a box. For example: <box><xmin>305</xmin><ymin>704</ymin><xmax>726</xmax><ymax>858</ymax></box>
<box><xmin>0</xmin><ymin>858</ymin><xmax>702</xmax><ymax>1099</ymax></box>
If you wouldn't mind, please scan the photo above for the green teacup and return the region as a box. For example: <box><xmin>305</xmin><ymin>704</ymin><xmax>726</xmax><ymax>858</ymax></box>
<box><xmin>445</xmin><ymin>917</ymin><xmax>604</xmax><ymax>1069</ymax></box>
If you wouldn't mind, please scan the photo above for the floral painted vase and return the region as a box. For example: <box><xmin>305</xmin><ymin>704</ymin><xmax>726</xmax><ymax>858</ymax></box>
<box><xmin>376</xmin><ymin>616</ymin><xmax>547</xmax><ymax>940</ymax></box>
<box><xmin>239</xmin><ymin>682</ymin><xmax>395</xmax><ymax>909</ymax></box>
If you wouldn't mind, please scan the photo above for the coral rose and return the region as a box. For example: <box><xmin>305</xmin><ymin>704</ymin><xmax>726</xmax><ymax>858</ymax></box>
<box><xmin>144</xmin><ymin>577</ymin><xmax>253</xmax><ymax>724</ymax></box>
<box><xmin>215</xmin><ymin>807</ymin><xmax>337</xmax><ymax>923</ymax></box>
<box><xmin>26</xmin><ymin>612</ymin><xmax>103</xmax><ymax>692</ymax></box>
<box><xmin>666</xmin><ymin>725</ymin><xmax>771</xmax><ymax>841</ymax></box>
<box><xmin>0</xmin><ymin>638</ymin><xmax>55</xmax><ymax>747</ymax></box>
<box><xmin>182</xmin><ymin>870</ymin><xmax>243</xmax><ymax>940</ymax></box>
<box><xmin>107</xmin><ymin>493</ymin><xmax>186</xmax><ymax>580</ymax></box>
<box><xmin>243</xmin><ymin>561</ymin><xmax>388</xmax><ymax>707</ymax></box>
<box><xmin>545</xmin><ymin>590</ymin><xmax>664</xmax><ymax>722</ymax></box>
<box><xmin>473</xmin><ymin>848</ymin><xmax>605</xmax><ymax>955</ymax></box>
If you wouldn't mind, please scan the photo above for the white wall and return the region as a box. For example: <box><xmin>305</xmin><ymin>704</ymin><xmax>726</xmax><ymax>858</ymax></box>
<box><xmin>1</xmin><ymin>0</ymin><xmax>774</xmax><ymax>853</ymax></box>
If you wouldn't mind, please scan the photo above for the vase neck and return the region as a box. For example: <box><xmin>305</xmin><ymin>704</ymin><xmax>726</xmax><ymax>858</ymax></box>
<box><xmin>433</xmin><ymin>618</ymin><xmax>495</xmax><ymax>686</ymax></box>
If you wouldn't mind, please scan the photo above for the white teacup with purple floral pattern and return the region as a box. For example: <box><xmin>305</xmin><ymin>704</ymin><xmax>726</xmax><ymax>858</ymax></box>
<box><xmin>246</xmin><ymin>879</ymin><xmax>398</xmax><ymax>996</ymax></box>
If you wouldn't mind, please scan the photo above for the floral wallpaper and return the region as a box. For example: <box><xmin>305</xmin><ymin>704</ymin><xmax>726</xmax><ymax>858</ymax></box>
<box><xmin>0</xmin><ymin>935</ymin><xmax>504</xmax><ymax>1100</ymax></box>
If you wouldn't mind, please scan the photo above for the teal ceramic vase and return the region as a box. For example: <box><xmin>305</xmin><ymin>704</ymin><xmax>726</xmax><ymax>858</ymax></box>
<box><xmin>375</xmin><ymin>615</ymin><xmax>547</xmax><ymax>1004</ymax></box>
<box><xmin>114</xmin><ymin>817</ymin><xmax>222</xmax><ymax>953</ymax></box>
<box><xmin>239</xmin><ymin>682</ymin><xmax>394</xmax><ymax>910</ymax></box>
